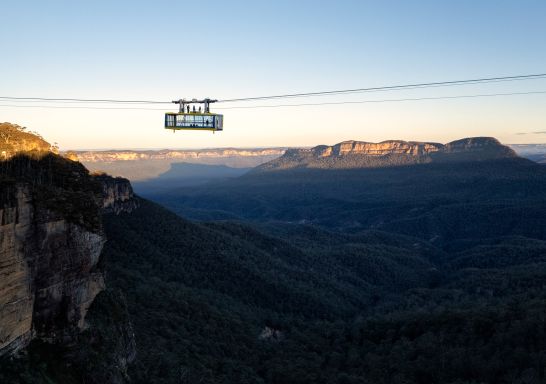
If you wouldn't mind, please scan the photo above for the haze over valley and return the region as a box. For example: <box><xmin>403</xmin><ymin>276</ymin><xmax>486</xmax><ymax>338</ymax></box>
<box><xmin>70</xmin><ymin>142</ymin><xmax>546</xmax><ymax>196</ymax></box>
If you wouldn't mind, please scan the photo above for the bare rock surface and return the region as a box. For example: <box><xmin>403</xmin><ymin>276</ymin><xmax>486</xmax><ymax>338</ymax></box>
<box><xmin>0</xmin><ymin>124</ymin><xmax>137</xmax><ymax>357</ymax></box>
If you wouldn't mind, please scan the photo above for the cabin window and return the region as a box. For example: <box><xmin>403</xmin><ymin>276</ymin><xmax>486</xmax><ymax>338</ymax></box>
<box><xmin>166</xmin><ymin>113</ymin><xmax>220</xmax><ymax>128</ymax></box>
<box><xmin>165</xmin><ymin>114</ymin><xmax>175</xmax><ymax>127</ymax></box>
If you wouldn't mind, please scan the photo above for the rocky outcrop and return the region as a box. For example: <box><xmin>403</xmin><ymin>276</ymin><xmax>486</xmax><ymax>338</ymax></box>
<box><xmin>0</xmin><ymin>186</ymin><xmax>34</xmax><ymax>355</ymax></box>
<box><xmin>259</xmin><ymin>326</ymin><xmax>283</xmax><ymax>342</ymax></box>
<box><xmin>0</xmin><ymin>180</ymin><xmax>105</xmax><ymax>356</ymax></box>
<box><xmin>0</xmin><ymin>126</ymin><xmax>137</xmax><ymax>357</ymax></box>
<box><xmin>313</xmin><ymin>140</ymin><xmax>442</xmax><ymax>157</ymax></box>
<box><xmin>256</xmin><ymin>137</ymin><xmax>517</xmax><ymax>171</ymax></box>
<box><xmin>94</xmin><ymin>174</ymin><xmax>139</xmax><ymax>214</ymax></box>
<box><xmin>0</xmin><ymin>122</ymin><xmax>53</xmax><ymax>159</ymax></box>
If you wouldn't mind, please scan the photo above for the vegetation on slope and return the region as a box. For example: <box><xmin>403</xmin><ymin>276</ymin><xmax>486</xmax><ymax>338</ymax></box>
<box><xmin>0</xmin><ymin>290</ymin><xmax>134</xmax><ymax>384</ymax></box>
<box><xmin>151</xmin><ymin>158</ymin><xmax>546</xmax><ymax>244</ymax></box>
<box><xmin>0</xmin><ymin>152</ymin><xmax>103</xmax><ymax>231</ymax></box>
<box><xmin>0</xmin><ymin>123</ymin><xmax>53</xmax><ymax>156</ymax></box>
<box><xmin>100</xmin><ymin>198</ymin><xmax>546</xmax><ymax>384</ymax></box>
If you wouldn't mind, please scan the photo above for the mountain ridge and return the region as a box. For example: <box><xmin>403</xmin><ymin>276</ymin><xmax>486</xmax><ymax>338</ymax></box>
<box><xmin>72</xmin><ymin>147</ymin><xmax>285</xmax><ymax>165</ymax></box>
<box><xmin>149</xmin><ymin>136</ymin><xmax>546</xmax><ymax>241</ymax></box>
<box><xmin>255</xmin><ymin>137</ymin><xmax>517</xmax><ymax>171</ymax></box>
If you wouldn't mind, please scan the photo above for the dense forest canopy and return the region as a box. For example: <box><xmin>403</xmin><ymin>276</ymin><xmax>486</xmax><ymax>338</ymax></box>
<box><xmin>101</xmin><ymin>199</ymin><xmax>546</xmax><ymax>383</ymax></box>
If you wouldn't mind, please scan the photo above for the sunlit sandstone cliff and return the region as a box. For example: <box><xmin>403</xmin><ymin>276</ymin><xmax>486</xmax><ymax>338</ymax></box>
<box><xmin>0</xmin><ymin>124</ymin><xmax>136</xmax><ymax>357</ymax></box>
<box><xmin>73</xmin><ymin>148</ymin><xmax>286</xmax><ymax>163</ymax></box>
<box><xmin>0</xmin><ymin>123</ymin><xmax>53</xmax><ymax>158</ymax></box>
<box><xmin>255</xmin><ymin>137</ymin><xmax>517</xmax><ymax>171</ymax></box>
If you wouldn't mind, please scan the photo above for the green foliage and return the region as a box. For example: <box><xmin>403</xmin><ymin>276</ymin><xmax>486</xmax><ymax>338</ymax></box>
<box><xmin>0</xmin><ymin>290</ymin><xmax>133</xmax><ymax>384</ymax></box>
<box><xmin>99</xmin><ymin>197</ymin><xmax>546</xmax><ymax>383</ymax></box>
<box><xmin>150</xmin><ymin>158</ymin><xmax>546</xmax><ymax>244</ymax></box>
<box><xmin>0</xmin><ymin>122</ymin><xmax>51</xmax><ymax>154</ymax></box>
<box><xmin>0</xmin><ymin>153</ymin><xmax>103</xmax><ymax>231</ymax></box>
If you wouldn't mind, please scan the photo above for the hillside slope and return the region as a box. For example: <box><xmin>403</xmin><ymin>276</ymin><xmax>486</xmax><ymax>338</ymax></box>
<box><xmin>0</xmin><ymin>122</ymin><xmax>52</xmax><ymax>157</ymax></box>
<box><xmin>101</xmin><ymin>198</ymin><xmax>546</xmax><ymax>384</ymax></box>
<box><xmin>149</xmin><ymin>137</ymin><xmax>546</xmax><ymax>245</ymax></box>
<box><xmin>101</xmin><ymin>199</ymin><xmax>428</xmax><ymax>382</ymax></box>
<box><xmin>254</xmin><ymin>137</ymin><xmax>516</xmax><ymax>171</ymax></box>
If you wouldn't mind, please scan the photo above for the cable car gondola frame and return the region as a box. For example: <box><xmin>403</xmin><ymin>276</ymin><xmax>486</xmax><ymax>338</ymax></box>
<box><xmin>165</xmin><ymin>98</ymin><xmax>223</xmax><ymax>132</ymax></box>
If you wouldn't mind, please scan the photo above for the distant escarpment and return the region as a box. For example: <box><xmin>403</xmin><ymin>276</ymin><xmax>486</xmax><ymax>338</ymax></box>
<box><xmin>255</xmin><ymin>137</ymin><xmax>517</xmax><ymax>171</ymax></box>
<box><xmin>157</xmin><ymin>136</ymin><xmax>544</xmax><ymax>239</ymax></box>
<box><xmin>73</xmin><ymin>147</ymin><xmax>286</xmax><ymax>163</ymax></box>
<box><xmin>0</xmin><ymin>123</ymin><xmax>136</xmax><ymax>362</ymax></box>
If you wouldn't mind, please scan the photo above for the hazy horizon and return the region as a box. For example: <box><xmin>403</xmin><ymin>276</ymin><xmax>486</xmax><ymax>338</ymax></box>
<box><xmin>65</xmin><ymin>140</ymin><xmax>546</xmax><ymax>153</ymax></box>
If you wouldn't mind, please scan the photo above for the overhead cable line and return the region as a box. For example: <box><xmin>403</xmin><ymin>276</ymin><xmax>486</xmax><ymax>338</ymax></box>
<box><xmin>1</xmin><ymin>90</ymin><xmax>545</xmax><ymax>111</ymax></box>
<box><xmin>217</xmin><ymin>73</ymin><xmax>546</xmax><ymax>103</ymax></box>
<box><xmin>0</xmin><ymin>72</ymin><xmax>545</xmax><ymax>106</ymax></box>
<box><xmin>0</xmin><ymin>104</ymin><xmax>167</xmax><ymax>110</ymax></box>
<box><xmin>215</xmin><ymin>90</ymin><xmax>546</xmax><ymax>109</ymax></box>
<box><xmin>0</xmin><ymin>96</ymin><xmax>170</xmax><ymax>104</ymax></box>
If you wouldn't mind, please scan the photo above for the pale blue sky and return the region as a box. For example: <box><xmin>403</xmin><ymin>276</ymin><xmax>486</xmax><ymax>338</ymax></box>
<box><xmin>1</xmin><ymin>0</ymin><xmax>545</xmax><ymax>149</ymax></box>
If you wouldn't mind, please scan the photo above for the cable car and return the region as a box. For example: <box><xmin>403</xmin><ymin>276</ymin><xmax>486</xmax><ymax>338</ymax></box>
<box><xmin>165</xmin><ymin>98</ymin><xmax>223</xmax><ymax>132</ymax></box>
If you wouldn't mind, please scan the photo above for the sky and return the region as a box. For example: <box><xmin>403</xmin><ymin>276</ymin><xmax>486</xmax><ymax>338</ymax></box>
<box><xmin>1</xmin><ymin>0</ymin><xmax>545</xmax><ymax>149</ymax></box>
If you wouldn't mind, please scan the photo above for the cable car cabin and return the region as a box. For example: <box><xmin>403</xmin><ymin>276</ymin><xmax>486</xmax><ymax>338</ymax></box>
<box><xmin>164</xmin><ymin>112</ymin><xmax>223</xmax><ymax>132</ymax></box>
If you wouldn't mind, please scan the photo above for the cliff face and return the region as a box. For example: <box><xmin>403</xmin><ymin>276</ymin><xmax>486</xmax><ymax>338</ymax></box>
<box><xmin>314</xmin><ymin>140</ymin><xmax>442</xmax><ymax>157</ymax></box>
<box><xmin>256</xmin><ymin>137</ymin><xmax>517</xmax><ymax>171</ymax></box>
<box><xmin>0</xmin><ymin>184</ymin><xmax>105</xmax><ymax>355</ymax></box>
<box><xmin>0</xmin><ymin>125</ymin><xmax>137</xmax><ymax>357</ymax></box>
<box><xmin>95</xmin><ymin>174</ymin><xmax>139</xmax><ymax>214</ymax></box>
<box><xmin>73</xmin><ymin>148</ymin><xmax>286</xmax><ymax>163</ymax></box>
